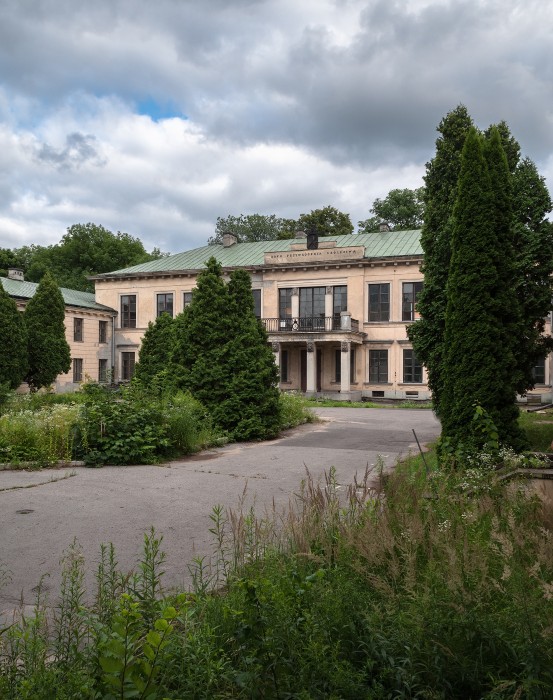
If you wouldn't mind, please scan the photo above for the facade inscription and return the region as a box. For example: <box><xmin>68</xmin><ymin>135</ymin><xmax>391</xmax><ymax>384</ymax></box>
<box><xmin>264</xmin><ymin>246</ymin><xmax>365</xmax><ymax>265</ymax></box>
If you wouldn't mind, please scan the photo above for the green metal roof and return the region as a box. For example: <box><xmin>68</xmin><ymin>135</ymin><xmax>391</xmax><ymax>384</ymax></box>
<box><xmin>1</xmin><ymin>277</ymin><xmax>116</xmax><ymax>313</ymax></box>
<box><xmin>94</xmin><ymin>230</ymin><xmax>423</xmax><ymax>278</ymax></box>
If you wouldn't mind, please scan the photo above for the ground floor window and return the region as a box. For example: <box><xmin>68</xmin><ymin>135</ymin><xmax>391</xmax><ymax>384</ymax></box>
<box><xmin>122</xmin><ymin>352</ymin><xmax>135</xmax><ymax>381</ymax></box>
<box><xmin>335</xmin><ymin>348</ymin><xmax>341</xmax><ymax>382</ymax></box>
<box><xmin>532</xmin><ymin>356</ymin><xmax>546</xmax><ymax>385</ymax></box>
<box><xmin>98</xmin><ymin>359</ymin><xmax>108</xmax><ymax>383</ymax></box>
<box><xmin>403</xmin><ymin>349</ymin><xmax>422</xmax><ymax>383</ymax></box>
<box><xmin>369</xmin><ymin>349</ymin><xmax>388</xmax><ymax>383</ymax></box>
<box><xmin>350</xmin><ymin>346</ymin><xmax>356</xmax><ymax>384</ymax></box>
<box><xmin>281</xmin><ymin>349</ymin><xmax>289</xmax><ymax>382</ymax></box>
<box><xmin>72</xmin><ymin>358</ymin><xmax>83</xmax><ymax>383</ymax></box>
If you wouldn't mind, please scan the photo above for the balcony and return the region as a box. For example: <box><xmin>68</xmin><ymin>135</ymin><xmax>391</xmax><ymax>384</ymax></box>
<box><xmin>262</xmin><ymin>316</ymin><xmax>360</xmax><ymax>333</ymax></box>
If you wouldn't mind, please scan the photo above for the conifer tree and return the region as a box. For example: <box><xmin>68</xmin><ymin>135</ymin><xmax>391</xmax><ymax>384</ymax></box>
<box><xmin>25</xmin><ymin>272</ymin><xmax>71</xmax><ymax>391</ymax></box>
<box><xmin>217</xmin><ymin>269</ymin><xmax>280</xmax><ymax>440</ymax></box>
<box><xmin>170</xmin><ymin>257</ymin><xmax>230</xmax><ymax>411</ymax></box>
<box><xmin>133</xmin><ymin>312</ymin><xmax>175</xmax><ymax>392</ymax></box>
<box><xmin>0</xmin><ymin>283</ymin><xmax>27</xmax><ymax>389</ymax></box>
<box><xmin>408</xmin><ymin>105</ymin><xmax>473</xmax><ymax>417</ymax></box>
<box><xmin>440</xmin><ymin>129</ymin><xmax>524</xmax><ymax>451</ymax></box>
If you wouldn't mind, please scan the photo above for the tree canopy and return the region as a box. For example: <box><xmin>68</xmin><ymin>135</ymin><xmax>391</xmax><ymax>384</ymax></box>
<box><xmin>8</xmin><ymin>223</ymin><xmax>164</xmax><ymax>292</ymax></box>
<box><xmin>358</xmin><ymin>188</ymin><xmax>425</xmax><ymax>233</ymax></box>
<box><xmin>297</xmin><ymin>206</ymin><xmax>353</xmax><ymax>237</ymax></box>
<box><xmin>208</xmin><ymin>214</ymin><xmax>296</xmax><ymax>245</ymax></box>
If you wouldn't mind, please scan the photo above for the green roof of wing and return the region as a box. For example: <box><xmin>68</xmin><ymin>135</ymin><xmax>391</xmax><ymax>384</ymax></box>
<box><xmin>95</xmin><ymin>229</ymin><xmax>423</xmax><ymax>277</ymax></box>
<box><xmin>1</xmin><ymin>277</ymin><xmax>116</xmax><ymax>313</ymax></box>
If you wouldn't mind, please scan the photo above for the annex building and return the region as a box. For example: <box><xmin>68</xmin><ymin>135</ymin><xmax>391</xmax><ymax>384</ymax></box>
<box><xmin>92</xmin><ymin>229</ymin><xmax>552</xmax><ymax>404</ymax></box>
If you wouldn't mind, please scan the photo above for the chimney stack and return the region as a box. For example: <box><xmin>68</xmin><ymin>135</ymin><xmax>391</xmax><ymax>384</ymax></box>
<box><xmin>7</xmin><ymin>268</ymin><xmax>24</xmax><ymax>282</ymax></box>
<box><xmin>222</xmin><ymin>232</ymin><xmax>238</xmax><ymax>247</ymax></box>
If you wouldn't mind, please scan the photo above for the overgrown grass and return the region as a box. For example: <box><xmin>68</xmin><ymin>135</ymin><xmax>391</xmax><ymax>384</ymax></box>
<box><xmin>519</xmin><ymin>408</ymin><xmax>553</xmax><ymax>451</ymax></box>
<box><xmin>306</xmin><ymin>397</ymin><xmax>433</xmax><ymax>409</ymax></box>
<box><xmin>2</xmin><ymin>461</ymin><xmax>552</xmax><ymax>698</ymax></box>
<box><xmin>278</xmin><ymin>391</ymin><xmax>317</xmax><ymax>429</ymax></box>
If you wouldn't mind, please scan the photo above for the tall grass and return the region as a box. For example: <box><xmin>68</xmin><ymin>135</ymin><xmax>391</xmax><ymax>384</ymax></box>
<box><xmin>2</xmin><ymin>461</ymin><xmax>552</xmax><ymax>698</ymax></box>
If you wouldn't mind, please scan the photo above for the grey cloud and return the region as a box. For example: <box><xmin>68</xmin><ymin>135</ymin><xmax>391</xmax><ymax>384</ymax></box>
<box><xmin>34</xmin><ymin>132</ymin><xmax>106</xmax><ymax>170</ymax></box>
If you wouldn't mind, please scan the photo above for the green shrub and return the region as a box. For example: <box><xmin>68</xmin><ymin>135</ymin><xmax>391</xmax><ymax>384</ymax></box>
<box><xmin>278</xmin><ymin>391</ymin><xmax>316</xmax><ymax>430</ymax></box>
<box><xmin>162</xmin><ymin>391</ymin><xmax>218</xmax><ymax>455</ymax></box>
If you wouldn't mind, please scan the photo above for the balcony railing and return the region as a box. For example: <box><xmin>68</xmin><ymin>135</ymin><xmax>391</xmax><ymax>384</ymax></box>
<box><xmin>262</xmin><ymin>316</ymin><xmax>360</xmax><ymax>333</ymax></box>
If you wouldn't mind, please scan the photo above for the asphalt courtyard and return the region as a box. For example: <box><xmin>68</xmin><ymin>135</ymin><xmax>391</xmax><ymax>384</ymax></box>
<box><xmin>0</xmin><ymin>407</ymin><xmax>440</xmax><ymax>615</ymax></box>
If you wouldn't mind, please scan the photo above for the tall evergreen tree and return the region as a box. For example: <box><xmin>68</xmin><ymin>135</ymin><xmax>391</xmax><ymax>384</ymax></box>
<box><xmin>170</xmin><ymin>257</ymin><xmax>230</xmax><ymax>412</ymax></box>
<box><xmin>0</xmin><ymin>283</ymin><xmax>27</xmax><ymax>389</ymax></box>
<box><xmin>133</xmin><ymin>312</ymin><xmax>175</xmax><ymax>392</ymax></box>
<box><xmin>440</xmin><ymin>129</ymin><xmax>524</xmax><ymax>451</ymax></box>
<box><xmin>217</xmin><ymin>269</ymin><xmax>280</xmax><ymax>440</ymax></box>
<box><xmin>25</xmin><ymin>272</ymin><xmax>71</xmax><ymax>391</ymax></box>
<box><xmin>408</xmin><ymin>105</ymin><xmax>474</xmax><ymax>417</ymax></box>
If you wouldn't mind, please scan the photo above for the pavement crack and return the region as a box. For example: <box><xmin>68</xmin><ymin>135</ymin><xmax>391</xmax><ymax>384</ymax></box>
<box><xmin>0</xmin><ymin>471</ymin><xmax>77</xmax><ymax>493</ymax></box>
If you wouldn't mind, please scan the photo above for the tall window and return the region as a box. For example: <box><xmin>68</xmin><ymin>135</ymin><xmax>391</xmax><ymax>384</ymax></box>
<box><xmin>98</xmin><ymin>359</ymin><xmax>108</xmax><ymax>383</ymax></box>
<box><xmin>252</xmin><ymin>289</ymin><xmax>261</xmax><ymax>318</ymax></box>
<box><xmin>368</xmin><ymin>283</ymin><xmax>390</xmax><ymax>322</ymax></box>
<box><xmin>532</xmin><ymin>356</ymin><xmax>546</xmax><ymax>385</ymax></box>
<box><xmin>350</xmin><ymin>346</ymin><xmax>356</xmax><ymax>383</ymax></box>
<box><xmin>369</xmin><ymin>349</ymin><xmax>388</xmax><ymax>383</ymax></box>
<box><xmin>72</xmin><ymin>358</ymin><xmax>83</xmax><ymax>383</ymax></box>
<box><xmin>403</xmin><ymin>349</ymin><xmax>422</xmax><ymax>383</ymax></box>
<box><xmin>402</xmin><ymin>281</ymin><xmax>423</xmax><ymax>321</ymax></box>
<box><xmin>279</xmin><ymin>289</ymin><xmax>292</xmax><ymax>329</ymax></box>
<box><xmin>281</xmin><ymin>349</ymin><xmax>289</xmax><ymax>382</ymax></box>
<box><xmin>74</xmin><ymin>318</ymin><xmax>83</xmax><ymax>342</ymax></box>
<box><xmin>121</xmin><ymin>295</ymin><xmax>137</xmax><ymax>328</ymax></box>
<box><xmin>300</xmin><ymin>287</ymin><xmax>325</xmax><ymax>330</ymax></box>
<box><xmin>335</xmin><ymin>349</ymin><xmax>341</xmax><ymax>382</ymax></box>
<box><xmin>99</xmin><ymin>320</ymin><xmax>108</xmax><ymax>344</ymax></box>
<box><xmin>183</xmin><ymin>291</ymin><xmax>193</xmax><ymax>307</ymax></box>
<box><xmin>157</xmin><ymin>293</ymin><xmax>173</xmax><ymax>318</ymax></box>
<box><xmin>333</xmin><ymin>286</ymin><xmax>347</xmax><ymax>329</ymax></box>
<box><xmin>122</xmin><ymin>352</ymin><xmax>135</xmax><ymax>381</ymax></box>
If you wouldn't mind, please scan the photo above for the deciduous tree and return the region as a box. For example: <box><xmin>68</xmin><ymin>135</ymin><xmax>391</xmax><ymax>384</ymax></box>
<box><xmin>297</xmin><ymin>206</ymin><xmax>353</xmax><ymax>237</ymax></box>
<box><xmin>25</xmin><ymin>272</ymin><xmax>71</xmax><ymax>391</ymax></box>
<box><xmin>358</xmin><ymin>188</ymin><xmax>425</xmax><ymax>233</ymax></box>
<box><xmin>209</xmin><ymin>214</ymin><xmax>296</xmax><ymax>245</ymax></box>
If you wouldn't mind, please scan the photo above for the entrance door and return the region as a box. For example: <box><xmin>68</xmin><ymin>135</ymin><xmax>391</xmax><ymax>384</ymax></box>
<box><xmin>300</xmin><ymin>349</ymin><xmax>307</xmax><ymax>392</ymax></box>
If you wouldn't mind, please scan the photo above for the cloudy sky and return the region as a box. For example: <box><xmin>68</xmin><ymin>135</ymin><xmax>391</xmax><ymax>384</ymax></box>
<box><xmin>0</xmin><ymin>0</ymin><xmax>551</xmax><ymax>254</ymax></box>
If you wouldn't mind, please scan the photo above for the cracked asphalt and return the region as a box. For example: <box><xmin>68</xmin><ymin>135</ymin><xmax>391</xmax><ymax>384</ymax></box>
<box><xmin>0</xmin><ymin>407</ymin><xmax>439</xmax><ymax>617</ymax></box>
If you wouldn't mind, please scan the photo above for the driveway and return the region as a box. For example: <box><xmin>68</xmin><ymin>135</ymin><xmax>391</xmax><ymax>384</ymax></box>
<box><xmin>0</xmin><ymin>407</ymin><xmax>439</xmax><ymax>616</ymax></box>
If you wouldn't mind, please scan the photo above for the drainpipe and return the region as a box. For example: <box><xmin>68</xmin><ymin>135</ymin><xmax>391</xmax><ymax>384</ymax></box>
<box><xmin>111</xmin><ymin>315</ymin><xmax>116</xmax><ymax>383</ymax></box>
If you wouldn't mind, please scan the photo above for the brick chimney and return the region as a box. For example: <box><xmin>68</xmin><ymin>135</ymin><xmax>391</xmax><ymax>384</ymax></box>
<box><xmin>222</xmin><ymin>232</ymin><xmax>238</xmax><ymax>247</ymax></box>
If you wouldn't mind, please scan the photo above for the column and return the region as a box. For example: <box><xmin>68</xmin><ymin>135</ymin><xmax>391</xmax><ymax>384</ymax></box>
<box><xmin>340</xmin><ymin>341</ymin><xmax>351</xmax><ymax>395</ymax></box>
<box><xmin>306</xmin><ymin>341</ymin><xmax>316</xmax><ymax>395</ymax></box>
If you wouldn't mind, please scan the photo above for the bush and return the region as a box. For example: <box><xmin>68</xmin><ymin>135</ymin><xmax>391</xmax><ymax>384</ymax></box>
<box><xmin>162</xmin><ymin>391</ymin><xmax>219</xmax><ymax>455</ymax></box>
<box><xmin>278</xmin><ymin>391</ymin><xmax>316</xmax><ymax>430</ymax></box>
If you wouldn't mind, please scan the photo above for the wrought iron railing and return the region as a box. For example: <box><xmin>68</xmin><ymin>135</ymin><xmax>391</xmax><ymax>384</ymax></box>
<box><xmin>262</xmin><ymin>316</ymin><xmax>360</xmax><ymax>333</ymax></box>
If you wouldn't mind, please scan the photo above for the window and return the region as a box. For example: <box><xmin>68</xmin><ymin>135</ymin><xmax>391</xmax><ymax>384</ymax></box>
<box><xmin>532</xmin><ymin>356</ymin><xmax>546</xmax><ymax>385</ymax></box>
<box><xmin>252</xmin><ymin>289</ymin><xmax>261</xmax><ymax>318</ymax></box>
<box><xmin>333</xmin><ymin>286</ymin><xmax>347</xmax><ymax>328</ymax></box>
<box><xmin>369</xmin><ymin>349</ymin><xmax>388</xmax><ymax>383</ymax></box>
<box><xmin>121</xmin><ymin>295</ymin><xmax>137</xmax><ymax>328</ymax></box>
<box><xmin>368</xmin><ymin>283</ymin><xmax>390</xmax><ymax>322</ymax></box>
<box><xmin>98</xmin><ymin>359</ymin><xmax>108</xmax><ymax>383</ymax></box>
<box><xmin>183</xmin><ymin>291</ymin><xmax>193</xmax><ymax>307</ymax></box>
<box><xmin>157</xmin><ymin>293</ymin><xmax>173</xmax><ymax>318</ymax></box>
<box><xmin>403</xmin><ymin>349</ymin><xmax>422</xmax><ymax>383</ymax></box>
<box><xmin>350</xmin><ymin>346</ymin><xmax>356</xmax><ymax>383</ymax></box>
<box><xmin>99</xmin><ymin>320</ymin><xmax>108</xmax><ymax>344</ymax></box>
<box><xmin>279</xmin><ymin>289</ymin><xmax>292</xmax><ymax>329</ymax></box>
<box><xmin>335</xmin><ymin>349</ymin><xmax>341</xmax><ymax>382</ymax></box>
<box><xmin>299</xmin><ymin>287</ymin><xmax>325</xmax><ymax>330</ymax></box>
<box><xmin>281</xmin><ymin>349</ymin><xmax>289</xmax><ymax>382</ymax></box>
<box><xmin>121</xmin><ymin>352</ymin><xmax>135</xmax><ymax>381</ymax></box>
<box><xmin>74</xmin><ymin>318</ymin><xmax>83</xmax><ymax>342</ymax></box>
<box><xmin>402</xmin><ymin>281</ymin><xmax>424</xmax><ymax>321</ymax></box>
<box><xmin>72</xmin><ymin>358</ymin><xmax>83</xmax><ymax>383</ymax></box>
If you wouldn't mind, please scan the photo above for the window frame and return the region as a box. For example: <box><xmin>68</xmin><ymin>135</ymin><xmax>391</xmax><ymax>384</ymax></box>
<box><xmin>120</xmin><ymin>295</ymin><xmax>137</xmax><ymax>329</ymax></box>
<box><xmin>99</xmin><ymin>320</ymin><xmax>108</xmax><ymax>344</ymax></box>
<box><xmin>368</xmin><ymin>283</ymin><xmax>390</xmax><ymax>322</ymax></box>
<box><xmin>156</xmin><ymin>292</ymin><xmax>174</xmax><ymax>318</ymax></box>
<box><xmin>280</xmin><ymin>349</ymin><xmax>289</xmax><ymax>382</ymax></box>
<box><xmin>532</xmin><ymin>356</ymin><xmax>546</xmax><ymax>385</ymax></box>
<box><xmin>252</xmin><ymin>289</ymin><xmax>262</xmax><ymax>319</ymax></box>
<box><xmin>402</xmin><ymin>281</ymin><xmax>424</xmax><ymax>322</ymax></box>
<box><xmin>73</xmin><ymin>318</ymin><xmax>83</xmax><ymax>342</ymax></box>
<box><xmin>403</xmin><ymin>349</ymin><xmax>423</xmax><ymax>384</ymax></box>
<box><xmin>98</xmin><ymin>358</ymin><xmax>108</xmax><ymax>383</ymax></box>
<box><xmin>369</xmin><ymin>349</ymin><xmax>388</xmax><ymax>383</ymax></box>
<box><xmin>72</xmin><ymin>358</ymin><xmax>83</xmax><ymax>383</ymax></box>
<box><xmin>121</xmin><ymin>352</ymin><xmax>135</xmax><ymax>381</ymax></box>
<box><xmin>183</xmin><ymin>291</ymin><xmax>193</xmax><ymax>308</ymax></box>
